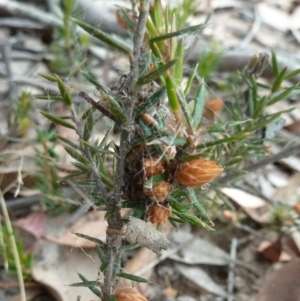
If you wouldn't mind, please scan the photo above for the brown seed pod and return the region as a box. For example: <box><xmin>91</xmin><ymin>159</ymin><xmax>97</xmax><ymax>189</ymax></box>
<box><xmin>140</xmin><ymin>113</ymin><xmax>157</xmax><ymax>127</ymax></box>
<box><xmin>144</xmin><ymin>180</ymin><xmax>172</xmax><ymax>202</ymax></box>
<box><xmin>176</xmin><ymin>159</ymin><xmax>223</xmax><ymax>187</ymax></box>
<box><xmin>147</xmin><ymin>201</ymin><xmax>172</xmax><ymax>225</ymax></box>
<box><xmin>143</xmin><ymin>157</ymin><xmax>164</xmax><ymax>178</ymax></box>
<box><xmin>115</xmin><ymin>289</ymin><xmax>149</xmax><ymax>301</ymax></box>
<box><xmin>124</xmin><ymin>216</ymin><xmax>170</xmax><ymax>254</ymax></box>
<box><xmin>293</xmin><ymin>203</ymin><xmax>300</xmax><ymax>214</ymax></box>
<box><xmin>202</xmin><ymin>98</ymin><xmax>223</xmax><ymax>120</ymax></box>
<box><xmin>222</xmin><ymin>210</ymin><xmax>237</xmax><ymax>222</ymax></box>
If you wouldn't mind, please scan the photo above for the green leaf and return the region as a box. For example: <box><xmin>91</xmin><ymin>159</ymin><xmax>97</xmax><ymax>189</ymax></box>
<box><xmin>119</xmin><ymin>9</ymin><xmax>136</xmax><ymax>31</ymax></box>
<box><xmin>253</xmin><ymin>95</ymin><xmax>267</xmax><ymax>119</ymax></box>
<box><xmin>81</xmin><ymin>107</ymin><xmax>95</xmax><ymax>121</ymax></box>
<box><xmin>82</xmin><ymin>72</ymin><xmax>109</xmax><ymax>93</ymax></box>
<box><xmin>173</xmin><ymin>211</ymin><xmax>214</xmax><ymax>230</ymax></box>
<box><xmin>57</xmin><ymin>135</ymin><xmax>80</xmax><ymax>150</ymax></box>
<box><xmin>130</xmin><ymin>130</ymin><xmax>165</xmax><ymax>147</ymax></box>
<box><xmin>100</xmin><ymin>261</ymin><xmax>109</xmax><ymax>272</ymax></box>
<box><xmin>34</xmin><ymin>95</ymin><xmax>63</xmax><ymax>101</ymax></box>
<box><xmin>177</xmin><ymin>87</ymin><xmax>193</xmax><ymax>130</ymax></box>
<box><xmin>117</xmin><ymin>272</ymin><xmax>149</xmax><ymax>283</ymax></box>
<box><xmin>38</xmin><ymin>72</ymin><xmax>58</xmax><ymax>82</ymax></box>
<box><xmin>160</xmin><ymin>135</ymin><xmax>187</xmax><ymax>146</ymax></box>
<box><xmin>207</xmin><ymin>120</ymin><xmax>250</xmax><ymax>133</ymax></box>
<box><xmin>166</xmin><ymin>75</ymin><xmax>180</xmax><ymax>115</ymax></box>
<box><xmin>197</xmin><ymin>132</ymin><xmax>249</xmax><ymax>149</ymax></box>
<box><xmin>271</xmin><ymin>50</ymin><xmax>279</xmax><ymax>76</ymax></box>
<box><xmin>245</xmin><ymin>77</ymin><xmax>257</xmax><ymax>117</ymax></box>
<box><xmin>179</xmin><ymin>152</ymin><xmax>208</xmax><ymax>162</ymax></box>
<box><xmin>99</xmin><ymin>127</ymin><xmax>114</xmax><ymax>148</ymax></box>
<box><xmin>55</xmin><ymin>75</ymin><xmax>73</xmax><ymax>107</ymax></box>
<box><xmin>83</xmin><ymin>111</ymin><xmax>94</xmax><ymax>141</ymax></box>
<box><xmin>39</xmin><ymin>110</ymin><xmax>76</xmax><ymax>129</ymax></box>
<box><xmin>173</xmin><ymin>40</ymin><xmax>184</xmax><ymax>85</ymax></box>
<box><xmin>59</xmin><ymin>170</ymin><xmax>86</xmax><ymax>182</ymax></box>
<box><xmin>192</xmin><ymin>81</ymin><xmax>206</xmax><ymax>129</ymax></box>
<box><xmin>144</xmin><ymin>174</ymin><xmax>165</xmax><ymax>189</ymax></box>
<box><xmin>267</xmin><ymin>84</ymin><xmax>300</xmax><ymax>105</ymax></box>
<box><xmin>102</xmin><ymin>94</ymin><xmax>128</xmax><ymax>126</ymax></box>
<box><xmin>151</xmin><ymin>0</ymin><xmax>164</xmax><ymax>29</ymax></box>
<box><xmin>150</xmin><ymin>23</ymin><xmax>205</xmax><ymax>42</ymax></box>
<box><xmin>74</xmin><ymin>233</ymin><xmax>105</xmax><ymax>246</ymax></box>
<box><xmin>78</xmin><ymin>273</ymin><xmax>102</xmax><ymax>297</ymax></box>
<box><xmin>169</xmin><ymin>196</ymin><xmax>192</xmax><ymax>212</ymax></box>
<box><xmin>137</xmin><ymin>59</ymin><xmax>178</xmax><ymax>85</ymax></box>
<box><xmin>216</xmin><ymin>190</ymin><xmax>236</xmax><ymax>211</ymax></box>
<box><xmin>80</xmin><ymin>139</ymin><xmax>115</xmax><ymax>155</ymax></box>
<box><xmin>139</xmin><ymin>51</ymin><xmax>152</xmax><ymax>77</ymax></box>
<box><xmin>69</xmin><ymin>281</ymin><xmax>101</xmax><ymax>287</ymax></box>
<box><xmin>284</xmin><ymin>68</ymin><xmax>300</xmax><ymax>81</ymax></box>
<box><xmin>184</xmin><ymin>63</ymin><xmax>198</xmax><ymax>95</ymax></box>
<box><xmin>109</xmin><ymin>295</ymin><xmax>118</xmax><ymax>301</ymax></box>
<box><xmin>135</xmin><ymin>87</ymin><xmax>166</xmax><ymax>116</ymax></box>
<box><xmin>96</xmin><ymin>245</ymin><xmax>107</xmax><ymax>262</ymax></box>
<box><xmin>72</xmin><ymin>161</ymin><xmax>90</xmax><ymax>172</ymax></box>
<box><xmin>72</xmin><ymin>18</ymin><xmax>129</xmax><ymax>54</ymax></box>
<box><xmin>184</xmin><ymin>188</ymin><xmax>212</xmax><ymax>224</ymax></box>
<box><xmin>120</xmin><ymin>244</ymin><xmax>140</xmax><ymax>251</ymax></box>
<box><xmin>271</xmin><ymin>67</ymin><xmax>287</xmax><ymax>93</ymax></box>
<box><xmin>64</xmin><ymin>145</ymin><xmax>89</xmax><ymax>164</ymax></box>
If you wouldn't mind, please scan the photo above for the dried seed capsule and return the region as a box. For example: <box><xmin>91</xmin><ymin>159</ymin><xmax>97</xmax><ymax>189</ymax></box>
<box><xmin>143</xmin><ymin>157</ymin><xmax>164</xmax><ymax>178</ymax></box>
<box><xmin>202</xmin><ymin>98</ymin><xmax>223</xmax><ymax>120</ymax></box>
<box><xmin>176</xmin><ymin>159</ymin><xmax>223</xmax><ymax>187</ymax></box>
<box><xmin>144</xmin><ymin>181</ymin><xmax>172</xmax><ymax>202</ymax></box>
<box><xmin>147</xmin><ymin>201</ymin><xmax>172</xmax><ymax>225</ymax></box>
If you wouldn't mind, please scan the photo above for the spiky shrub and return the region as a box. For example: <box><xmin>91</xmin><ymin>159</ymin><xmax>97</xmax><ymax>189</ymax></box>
<box><xmin>39</xmin><ymin>0</ymin><xmax>300</xmax><ymax>299</ymax></box>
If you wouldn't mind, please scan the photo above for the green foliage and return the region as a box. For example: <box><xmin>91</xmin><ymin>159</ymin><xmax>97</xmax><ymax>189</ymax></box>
<box><xmin>35</xmin><ymin>0</ymin><xmax>300</xmax><ymax>297</ymax></box>
<box><xmin>0</xmin><ymin>226</ymin><xmax>33</xmax><ymax>280</ymax></box>
<box><xmin>33</xmin><ymin>130</ymin><xmax>64</xmax><ymax>213</ymax></box>
<box><xmin>14</xmin><ymin>92</ymin><xmax>32</xmax><ymax>137</ymax></box>
<box><xmin>50</xmin><ymin>0</ymin><xmax>89</xmax><ymax>75</ymax></box>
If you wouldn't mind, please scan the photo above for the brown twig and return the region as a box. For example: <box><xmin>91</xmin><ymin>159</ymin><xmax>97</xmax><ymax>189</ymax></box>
<box><xmin>218</xmin><ymin>142</ymin><xmax>300</xmax><ymax>185</ymax></box>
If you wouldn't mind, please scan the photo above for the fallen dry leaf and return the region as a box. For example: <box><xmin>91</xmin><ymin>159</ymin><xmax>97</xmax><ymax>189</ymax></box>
<box><xmin>32</xmin><ymin>240</ymin><xmax>100</xmax><ymax>301</ymax></box>
<box><xmin>220</xmin><ymin>187</ymin><xmax>271</xmax><ymax>223</ymax></box>
<box><xmin>115</xmin><ymin>289</ymin><xmax>149</xmax><ymax>301</ymax></box>
<box><xmin>175</xmin><ymin>264</ymin><xmax>227</xmax><ymax>297</ymax></box>
<box><xmin>254</xmin><ymin>259</ymin><xmax>300</xmax><ymax>301</ymax></box>
<box><xmin>14</xmin><ymin>210</ymin><xmax>46</xmax><ymax>252</ymax></box>
<box><xmin>257</xmin><ymin>240</ymin><xmax>291</xmax><ymax>262</ymax></box>
<box><xmin>43</xmin><ymin>211</ymin><xmax>107</xmax><ymax>248</ymax></box>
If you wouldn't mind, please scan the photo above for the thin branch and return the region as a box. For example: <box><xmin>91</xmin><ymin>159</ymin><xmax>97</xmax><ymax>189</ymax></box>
<box><xmin>227</xmin><ymin>238</ymin><xmax>238</xmax><ymax>301</ymax></box>
<box><xmin>218</xmin><ymin>142</ymin><xmax>300</xmax><ymax>185</ymax></box>
<box><xmin>125</xmin><ymin>0</ymin><xmax>151</xmax><ymax>95</ymax></box>
<box><xmin>79</xmin><ymin>91</ymin><xmax>114</xmax><ymax>121</ymax></box>
<box><xmin>248</xmin><ymin>143</ymin><xmax>300</xmax><ymax>172</ymax></box>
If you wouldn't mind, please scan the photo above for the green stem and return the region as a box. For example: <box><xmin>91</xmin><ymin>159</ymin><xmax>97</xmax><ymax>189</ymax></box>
<box><xmin>0</xmin><ymin>190</ymin><xmax>26</xmax><ymax>301</ymax></box>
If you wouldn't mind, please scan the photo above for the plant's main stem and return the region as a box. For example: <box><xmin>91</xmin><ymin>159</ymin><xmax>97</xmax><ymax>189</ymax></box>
<box><xmin>103</xmin><ymin>1</ymin><xmax>151</xmax><ymax>300</ymax></box>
